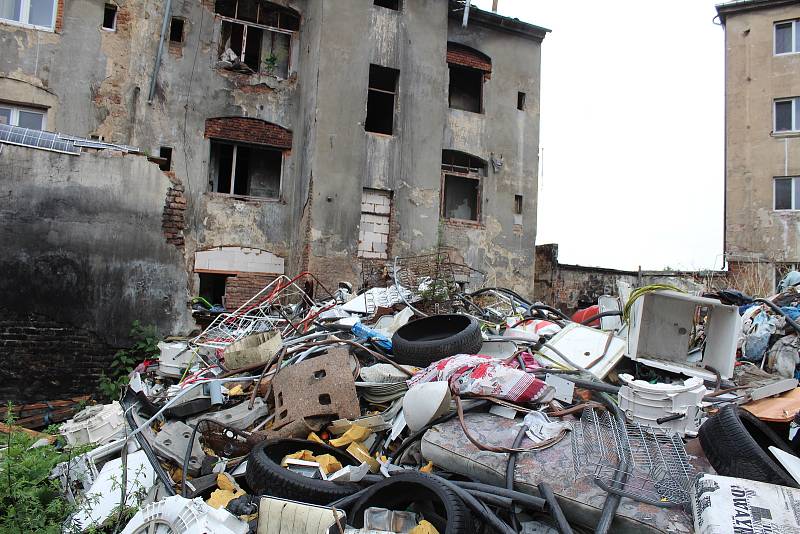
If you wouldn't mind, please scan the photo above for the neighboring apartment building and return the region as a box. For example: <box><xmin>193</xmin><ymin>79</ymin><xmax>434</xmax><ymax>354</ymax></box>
<box><xmin>717</xmin><ymin>0</ymin><xmax>800</xmax><ymax>291</ymax></box>
<box><xmin>0</xmin><ymin>0</ymin><xmax>547</xmax><ymax>400</ymax></box>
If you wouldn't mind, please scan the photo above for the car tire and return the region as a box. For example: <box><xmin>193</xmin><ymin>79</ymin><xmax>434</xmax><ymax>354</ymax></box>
<box><xmin>245</xmin><ymin>438</ymin><xmax>362</xmax><ymax>504</ymax></box>
<box><xmin>391</xmin><ymin>314</ymin><xmax>483</xmax><ymax>367</ymax></box>
<box><xmin>698</xmin><ymin>404</ymin><xmax>798</xmax><ymax>487</ymax></box>
<box><xmin>348</xmin><ymin>471</ymin><xmax>472</xmax><ymax>534</ymax></box>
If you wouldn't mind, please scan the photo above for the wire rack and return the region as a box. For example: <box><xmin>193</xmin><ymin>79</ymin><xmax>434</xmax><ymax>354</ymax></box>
<box><xmin>571</xmin><ymin>408</ymin><xmax>694</xmax><ymax>505</ymax></box>
<box><xmin>394</xmin><ymin>252</ymin><xmax>459</xmax><ymax>314</ymax></box>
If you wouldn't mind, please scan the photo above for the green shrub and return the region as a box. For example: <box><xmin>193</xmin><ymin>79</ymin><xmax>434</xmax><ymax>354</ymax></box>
<box><xmin>98</xmin><ymin>321</ymin><xmax>160</xmax><ymax>401</ymax></box>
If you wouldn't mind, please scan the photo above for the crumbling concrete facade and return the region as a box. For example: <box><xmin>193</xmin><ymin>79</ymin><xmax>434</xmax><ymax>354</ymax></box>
<box><xmin>717</xmin><ymin>0</ymin><xmax>800</xmax><ymax>293</ymax></box>
<box><xmin>0</xmin><ymin>0</ymin><xmax>546</xmax><ymax>400</ymax></box>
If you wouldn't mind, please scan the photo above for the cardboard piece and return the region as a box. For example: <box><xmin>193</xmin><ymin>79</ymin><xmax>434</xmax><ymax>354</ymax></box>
<box><xmin>223</xmin><ymin>330</ymin><xmax>282</xmax><ymax>370</ymax></box>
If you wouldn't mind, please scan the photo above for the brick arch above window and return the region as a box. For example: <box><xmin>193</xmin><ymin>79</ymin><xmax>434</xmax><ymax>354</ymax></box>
<box><xmin>204</xmin><ymin>117</ymin><xmax>293</xmax><ymax>149</ymax></box>
<box><xmin>446</xmin><ymin>42</ymin><xmax>492</xmax><ymax>73</ymax></box>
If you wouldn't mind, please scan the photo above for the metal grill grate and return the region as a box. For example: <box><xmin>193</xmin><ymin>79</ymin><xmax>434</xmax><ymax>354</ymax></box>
<box><xmin>571</xmin><ymin>408</ymin><xmax>694</xmax><ymax>505</ymax></box>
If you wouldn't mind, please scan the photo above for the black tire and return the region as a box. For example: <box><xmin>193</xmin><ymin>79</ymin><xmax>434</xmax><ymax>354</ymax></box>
<box><xmin>698</xmin><ymin>404</ymin><xmax>798</xmax><ymax>487</ymax></box>
<box><xmin>245</xmin><ymin>438</ymin><xmax>362</xmax><ymax>504</ymax></box>
<box><xmin>348</xmin><ymin>472</ymin><xmax>472</xmax><ymax>534</ymax></box>
<box><xmin>391</xmin><ymin>314</ymin><xmax>483</xmax><ymax>366</ymax></box>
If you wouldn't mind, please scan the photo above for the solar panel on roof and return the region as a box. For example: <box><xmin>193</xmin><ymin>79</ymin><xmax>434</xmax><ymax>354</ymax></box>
<box><xmin>0</xmin><ymin>123</ymin><xmax>79</xmax><ymax>155</ymax></box>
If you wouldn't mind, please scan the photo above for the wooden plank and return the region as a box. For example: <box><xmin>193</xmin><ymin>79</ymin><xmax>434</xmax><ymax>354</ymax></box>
<box><xmin>742</xmin><ymin>387</ymin><xmax>800</xmax><ymax>422</ymax></box>
<box><xmin>0</xmin><ymin>422</ymin><xmax>56</xmax><ymax>443</ymax></box>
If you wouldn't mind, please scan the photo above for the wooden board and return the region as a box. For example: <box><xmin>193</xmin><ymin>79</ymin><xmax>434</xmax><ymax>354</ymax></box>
<box><xmin>742</xmin><ymin>387</ymin><xmax>800</xmax><ymax>422</ymax></box>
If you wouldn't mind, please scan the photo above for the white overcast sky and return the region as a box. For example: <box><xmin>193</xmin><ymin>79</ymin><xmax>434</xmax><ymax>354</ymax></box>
<box><xmin>472</xmin><ymin>0</ymin><xmax>725</xmax><ymax>271</ymax></box>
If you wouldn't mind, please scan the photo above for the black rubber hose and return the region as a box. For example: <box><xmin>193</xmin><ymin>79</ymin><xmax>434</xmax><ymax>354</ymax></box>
<box><xmin>453</xmin><ymin>481</ymin><xmax>546</xmax><ymax>511</ymax></box>
<box><xmin>594</xmin><ymin>392</ymin><xmax>627</xmax><ymax>534</ymax></box>
<box><xmin>527</xmin><ymin>304</ymin><xmax>572</xmax><ymax>322</ymax></box>
<box><xmin>427</xmin><ymin>473</ymin><xmax>517</xmax><ymax>534</ymax></box>
<box><xmin>121</xmin><ymin>394</ymin><xmax>176</xmax><ymax>496</ymax></box>
<box><xmin>182</xmin><ymin>418</ymin><xmax>217</xmax><ymax>497</ymax></box>
<box><xmin>468</xmin><ymin>287</ymin><xmax>533</xmax><ymax>307</ymax></box>
<box><xmin>389</xmin><ymin>400</ymin><xmax>489</xmax><ymax>463</ymax></box>
<box><xmin>578</xmin><ymin>311</ymin><xmax>622</xmax><ymax>326</ymax></box>
<box><xmin>467</xmin><ymin>490</ymin><xmax>515</xmax><ymax>509</ymax></box>
<box><xmin>559</xmin><ymin>377</ymin><xmax>621</xmax><ymax>395</ymax></box>
<box><xmin>506</xmin><ymin>424</ymin><xmax>528</xmax><ymax>531</ymax></box>
<box><xmin>538</xmin><ymin>482</ymin><xmax>574</xmax><ymax>534</ymax></box>
<box><xmin>754</xmin><ymin>298</ymin><xmax>800</xmax><ymax>335</ymax></box>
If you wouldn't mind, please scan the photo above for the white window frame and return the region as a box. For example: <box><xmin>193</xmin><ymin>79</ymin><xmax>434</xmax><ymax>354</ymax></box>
<box><xmin>0</xmin><ymin>0</ymin><xmax>58</xmax><ymax>31</ymax></box>
<box><xmin>774</xmin><ymin>97</ymin><xmax>800</xmax><ymax>133</ymax></box>
<box><xmin>773</xmin><ymin>176</ymin><xmax>800</xmax><ymax>211</ymax></box>
<box><xmin>775</xmin><ymin>19</ymin><xmax>800</xmax><ymax>55</ymax></box>
<box><xmin>0</xmin><ymin>102</ymin><xmax>47</xmax><ymax>129</ymax></box>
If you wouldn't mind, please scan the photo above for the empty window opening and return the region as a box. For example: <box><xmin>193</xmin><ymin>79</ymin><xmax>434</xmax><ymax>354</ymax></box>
<box><xmin>365</xmin><ymin>64</ymin><xmax>399</xmax><ymax>135</ymax></box>
<box><xmin>2</xmin><ymin>0</ymin><xmax>57</xmax><ymax>29</ymax></box>
<box><xmin>774</xmin><ymin>97</ymin><xmax>800</xmax><ymax>132</ymax></box>
<box><xmin>517</xmin><ymin>92</ymin><xmax>526</xmax><ymax>111</ymax></box>
<box><xmin>514</xmin><ymin>195</ymin><xmax>523</xmax><ymax>214</ymax></box>
<box><xmin>774</xmin><ymin>176</ymin><xmax>800</xmax><ymax>210</ymax></box>
<box><xmin>775</xmin><ymin>20</ymin><xmax>800</xmax><ymax>55</ymax></box>
<box><xmin>441</xmin><ymin>150</ymin><xmax>486</xmax><ymax>222</ymax></box>
<box><xmin>215</xmin><ymin>0</ymin><xmax>298</xmax><ymax>77</ymax></box>
<box><xmin>169</xmin><ymin>17</ymin><xmax>184</xmax><ymax>43</ymax></box>
<box><xmin>374</xmin><ymin>0</ymin><xmax>400</xmax><ymax>10</ymax></box>
<box><xmin>158</xmin><ymin>146</ymin><xmax>173</xmax><ymax>171</ymax></box>
<box><xmin>210</xmin><ymin>140</ymin><xmax>282</xmax><ymax>199</ymax></box>
<box><xmin>198</xmin><ymin>273</ymin><xmax>231</xmax><ymax>307</ymax></box>
<box><xmin>102</xmin><ymin>3</ymin><xmax>117</xmax><ymax>29</ymax></box>
<box><xmin>449</xmin><ymin>65</ymin><xmax>483</xmax><ymax>113</ymax></box>
<box><xmin>0</xmin><ymin>102</ymin><xmax>46</xmax><ymax>130</ymax></box>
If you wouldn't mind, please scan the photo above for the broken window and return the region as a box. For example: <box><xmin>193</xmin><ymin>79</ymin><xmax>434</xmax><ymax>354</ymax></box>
<box><xmin>517</xmin><ymin>92</ymin><xmax>526</xmax><ymax>111</ymax></box>
<box><xmin>215</xmin><ymin>0</ymin><xmax>298</xmax><ymax>77</ymax></box>
<box><xmin>774</xmin><ymin>176</ymin><xmax>800</xmax><ymax>210</ymax></box>
<box><xmin>0</xmin><ymin>102</ymin><xmax>46</xmax><ymax>130</ymax></box>
<box><xmin>441</xmin><ymin>150</ymin><xmax>486</xmax><ymax>222</ymax></box>
<box><xmin>159</xmin><ymin>146</ymin><xmax>173</xmax><ymax>171</ymax></box>
<box><xmin>374</xmin><ymin>0</ymin><xmax>400</xmax><ymax>10</ymax></box>
<box><xmin>198</xmin><ymin>273</ymin><xmax>231</xmax><ymax>307</ymax></box>
<box><xmin>449</xmin><ymin>65</ymin><xmax>483</xmax><ymax>113</ymax></box>
<box><xmin>775</xmin><ymin>20</ymin><xmax>800</xmax><ymax>55</ymax></box>
<box><xmin>775</xmin><ymin>98</ymin><xmax>800</xmax><ymax>132</ymax></box>
<box><xmin>209</xmin><ymin>140</ymin><xmax>282</xmax><ymax>199</ymax></box>
<box><xmin>102</xmin><ymin>3</ymin><xmax>116</xmax><ymax>30</ymax></box>
<box><xmin>0</xmin><ymin>0</ymin><xmax>57</xmax><ymax>29</ymax></box>
<box><xmin>169</xmin><ymin>17</ymin><xmax>184</xmax><ymax>43</ymax></box>
<box><xmin>365</xmin><ymin>64</ymin><xmax>399</xmax><ymax>135</ymax></box>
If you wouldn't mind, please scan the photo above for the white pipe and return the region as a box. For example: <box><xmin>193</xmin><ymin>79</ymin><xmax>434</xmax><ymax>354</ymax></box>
<box><xmin>462</xmin><ymin>0</ymin><xmax>471</xmax><ymax>27</ymax></box>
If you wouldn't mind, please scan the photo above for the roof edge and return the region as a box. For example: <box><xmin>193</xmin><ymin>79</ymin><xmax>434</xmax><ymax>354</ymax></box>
<box><xmin>716</xmin><ymin>0</ymin><xmax>800</xmax><ymax>22</ymax></box>
<box><xmin>448</xmin><ymin>1</ymin><xmax>550</xmax><ymax>42</ymax></box>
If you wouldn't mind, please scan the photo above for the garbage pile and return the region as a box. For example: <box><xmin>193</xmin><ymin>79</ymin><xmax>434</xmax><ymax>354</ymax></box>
<box><xmin>39</xmin><ymin>258</ymin><xmax>800</xmax><ymax>533</ymax></box>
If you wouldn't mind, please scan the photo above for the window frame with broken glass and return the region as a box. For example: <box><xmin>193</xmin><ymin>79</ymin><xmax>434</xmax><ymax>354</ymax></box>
<box><xmin>208</xmin><ymin>139</ymin><xmax>284</xmax><ymax>201</ymax></box>
<box><xmin>440</xmin><ymin>150</ymin><xmax>487</xmax><ymax>223</ymax></box>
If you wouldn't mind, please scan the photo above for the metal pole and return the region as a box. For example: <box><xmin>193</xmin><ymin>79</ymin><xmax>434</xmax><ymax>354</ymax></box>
<box><xmin>148</xmin><ymin>0</ymin><xmax>173</xmax><ymax>103</ymax></box>
<box><xmin>462</xmin><ymin>0</ymin><xmax>471</xmax><ymax>27</ymax></box>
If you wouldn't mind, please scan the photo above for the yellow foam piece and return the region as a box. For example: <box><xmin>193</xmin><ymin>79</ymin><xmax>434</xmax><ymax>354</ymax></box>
<box><xmin>307</xmin><ymin>432</ymin><xmax>325</xmax><ymax>444</ymax></box>
<box><xmin>280</xmin><ymin>449</ymin><xmax>316</xmax><ymax>466</ymax></box>
<box><xmin>315</xmin><ymin>454</ymin><xmax>343</xmax><ymax>475</ymax></box>
<box><xmin>410</xmin><ymin>520</ymin><xmax>440</xmax><ymax>534</ymax></box>
<box><xmin>207</xmin><ymin>488</ymin><xmax>245</xmax><ymax>509</ymax></box>
<box><xmin>329</xmin><ymin>425</ymin><xmax>372</xmax><ymax>447</ymax></box>
<box><xmin>420</xmin><ymin>461</ymin><xmax>434</xmax><ymax>473</ymax></box>
<box><xmin>346</xmin><ymin>441</ymin><xmax>380</xmax><ymax>473</ymax></box>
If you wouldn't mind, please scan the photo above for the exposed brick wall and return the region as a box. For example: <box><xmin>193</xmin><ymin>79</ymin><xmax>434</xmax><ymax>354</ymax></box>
<box><xmin>55</xmin><ymin>0</ymin><xmax>64</xmax><ymax>32</ymax></box>
<box><xmin>162</xmin><ymin>173</ymin><xmax>186</xmax><ymax>248</ymax></box>
<box><xmin>447</xmin><ymin>42</ymin><xmax>492</xmax><ymax>72</ymax></box>
<box><xmin>224</xmin><ymin>273</ymin><xmax>277</xmax><ymax>310</ymax></box>
<box><xmin>0</xmin><ymin>308</ymin><xmax>115</xmax><ymax>403</ymax></box>
<box><xmin>204</xmin><ymin>117</ymin><xmax>293</xmax><ymax>149</ymax></box>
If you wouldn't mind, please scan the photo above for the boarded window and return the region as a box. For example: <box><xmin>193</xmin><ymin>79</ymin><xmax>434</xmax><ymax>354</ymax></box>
<box><xmin>215</xmin><ymin>0</ymin><xmax>298</xmax><ymax>77</ymax></box>
<box><xmin>449</xmin><ymin>65</ymin><xmax>483</xmax><ymax>113</ymax></box>
<box><xmin>441</xmin><ymin>150</ymin><xmax>486</xmax><ymax>222</ymax></box>
<box><xmin>365</xmin><ymin>64</ymin><xmax>399</xmax><ymax>135</ymax></box>
<box><xmin>210</xmin><ymin>140</ymin><xmax>282</xmax><ymax>199</ymax></box>
<box><xmin>358</xmin><ymin>189</ymin><xmax>391</xmax><ymax>259</ymax></box>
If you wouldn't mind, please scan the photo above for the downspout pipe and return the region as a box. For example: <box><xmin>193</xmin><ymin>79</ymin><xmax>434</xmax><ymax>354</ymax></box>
<box><xmin>462</xmin><ymin>0</ymin><xmax>471</xmax><ymax>27</ymax></box>
<box><xmin>148</xmin><ymin>0</ymin><xmax>173</xmax><ymax>103</ymax></box>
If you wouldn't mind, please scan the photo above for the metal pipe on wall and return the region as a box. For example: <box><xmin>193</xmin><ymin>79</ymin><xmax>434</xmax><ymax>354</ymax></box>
<box><xmin>148</xmin><ymin>0</ymin><xmax>174</xmax><ymax>103</ymax></box>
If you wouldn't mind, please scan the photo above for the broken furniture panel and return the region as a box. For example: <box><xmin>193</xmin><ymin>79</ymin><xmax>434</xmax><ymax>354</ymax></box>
<box><xmin>271</xmin><ymin>348</ymin><xmax>360</xmax><ymax>431</ymax></box>
<box><xmin>152</xmin><ymin>421</ymin><xmax>207</xmax><ymax>476</ymax></box>
<box><xmin>537</xmin><ymin>322</ymin><xmax>627</xmax><ymax>379</ymax></box>
<box><xmin>627</xmin><ymin>290</ymin><xmax>741</xmax><ymax>381</ymax></box>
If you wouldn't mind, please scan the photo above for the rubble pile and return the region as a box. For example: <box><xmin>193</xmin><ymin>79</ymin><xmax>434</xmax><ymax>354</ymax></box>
<box><xmin>19</xmin><ymin>257</ymin><xmax>800</xmax><ymax>533</ymax></box>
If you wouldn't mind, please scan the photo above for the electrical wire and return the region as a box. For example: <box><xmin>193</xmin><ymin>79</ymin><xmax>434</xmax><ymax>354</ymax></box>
<box><xmin>622</xmin><ymin>284</ymin><xmax>684</xmax><ymax>323</ymax></box>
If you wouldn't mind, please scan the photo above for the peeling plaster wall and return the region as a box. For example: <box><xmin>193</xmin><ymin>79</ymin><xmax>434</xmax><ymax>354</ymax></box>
<box><xmin>724</xmin><ymin>5</ymin><xmax>800</xmax><ymax>267</ymax></box>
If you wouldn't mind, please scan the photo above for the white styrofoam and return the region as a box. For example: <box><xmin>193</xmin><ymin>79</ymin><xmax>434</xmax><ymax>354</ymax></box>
<box><xmin>537</xmin><ymin>322</ymin><xmax>627</xmax><ymax>379</ymax></box>
<box><xmin>618</xmin><ymin>373</ymin><xmax>706</xmax><ymax>436</ymax></box>
<box><xmin>157</xmin><ymin>340</ymin><xmax>193</xmax><ymax>378</ymax></box>
<box><xmin>60</xmin><ymin>402</ymin><xmax>126</xmax><ymax>447</ymax></box>
<box><xmin>769</xmin><ymin>446</ymin><xmax>800</xmax><ymax>486</ymax></box>
<box><xmin>627</xmin><ymin>290</ymin><xmax>741</xmax><ymax>380</ymax></box>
